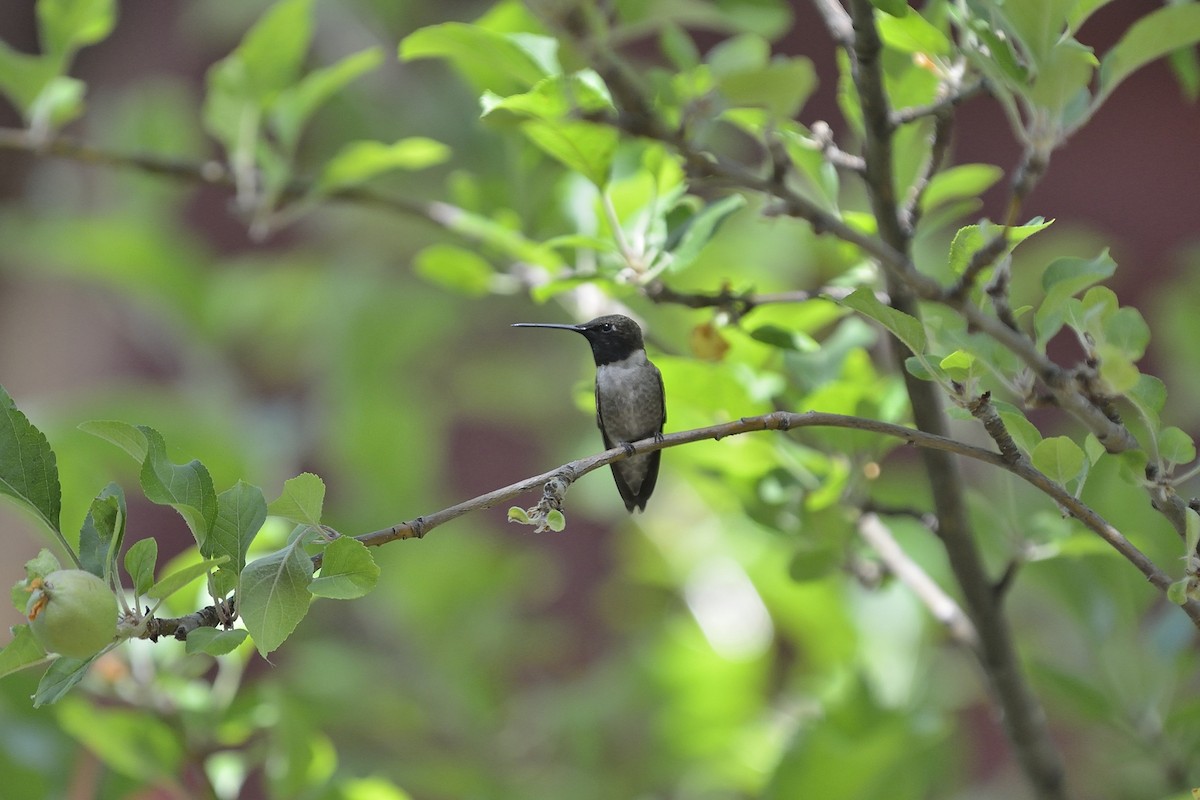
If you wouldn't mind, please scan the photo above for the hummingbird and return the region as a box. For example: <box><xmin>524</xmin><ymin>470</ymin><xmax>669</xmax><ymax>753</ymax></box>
<box><xmin>513</xmin><ymin>314</ymin><xmax>666</xmax><ymax>512</ymax></box>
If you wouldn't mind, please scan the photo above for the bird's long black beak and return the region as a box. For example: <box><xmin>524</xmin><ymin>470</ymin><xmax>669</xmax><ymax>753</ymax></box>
<box><xmin>511</xmin><ymin>322</ymin><xmax>583</xmax><ymax>332</ymax></box>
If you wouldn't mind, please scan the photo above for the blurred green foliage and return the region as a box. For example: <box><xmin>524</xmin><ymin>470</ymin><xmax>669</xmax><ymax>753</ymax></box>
<box><xmin>2</xmin><ymin>0</ymin><xmax>1200</xmax><ymax>799</ymax></box>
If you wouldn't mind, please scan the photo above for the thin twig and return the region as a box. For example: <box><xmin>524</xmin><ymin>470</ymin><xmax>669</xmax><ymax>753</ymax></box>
<box><xmin>857</xmin><ymin>512</ymin><xmax>980</xmax><ymax>649</ymax></box>
<box><xmin>891</xmin><ymin>78</ymin><xmax>987</xmax><ymax>126</ymax></box>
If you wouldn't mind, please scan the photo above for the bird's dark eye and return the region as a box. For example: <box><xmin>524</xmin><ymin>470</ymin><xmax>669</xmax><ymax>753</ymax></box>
<box><xmin>600</xmin><ymin>322</ymin><xmax>614</xmax><ymax>332</ymax></box>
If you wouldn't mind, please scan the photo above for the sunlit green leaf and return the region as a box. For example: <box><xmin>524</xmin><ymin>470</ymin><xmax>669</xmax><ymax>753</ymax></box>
<box><xmin>315</xmin><ymin>138</ymin><xmax>452</xmax><ymax>193</ymax></box>
<box><xmin>1032</xmin><ymin>436</ymin><xmax>1086</xmax><ymax>485</ymax></box>
<box><xmin>268</xmin><ymin>472</ymin><xmax>325</xmax><ymax>527</ymax></box>
<box><xmin>147</xmin><ymin>557</ymin><xmax>226</xmax><ymax>601</ymax></box>
<box><xmin>520</xmin><ymin>119</ymin><xmax>618</xmax><ymax>187</ymax></box>
<box><xmin>38</xmin><ymin>0</ymin><xmax>116</xmax><ymax>58</ymax></box>
<box><xmin>842</xmin><ymin>287</ymin><xmax>926</xmax><ymax>355</ymax></box>
<box><xmin>310</xmin><ymin>537</ymin><xmax>379</xmax><ymax>600</ymax></box>
<box><xmin>876</xmin><ymin>7</ymin><xmax>951</xmax><ymax>55</ymax></box>
<box><xmin>413</xmin><ymin>243</ymin><xmax>496</xmax><ymax>297</ymax></box>
<box><xmin>240</xmin><ymin>529</ymin><xmax>316</xmax><ymax>656</ymax></box>
<box><xmin>948</xmin><ymin>218</ymin><xmax>1053</xmax><ymax>277</ymax></box>
<box><xmin>1159</xmin><ymin>427</ymin><xmax>1196</xmax><ymax>466</ymax></box>
<box><xmin>400</xmin><ymin>23</ymin><xmax>557</xmax><ymax>95</ymax></box>
<box><xmin>919</xmin><ymin>164</ymin><xmax>1003</xmax><ymax>212</ymax></box>
<box><xmin>124</xmin><ymin>538</ymin><xmax>157</xmax><ymax>596</ymax></box>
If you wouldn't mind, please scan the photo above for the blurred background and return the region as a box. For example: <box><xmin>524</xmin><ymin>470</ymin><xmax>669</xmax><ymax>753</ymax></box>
<box><xmin>1</xmin><ymin>1</ymin><xmax>1200</xmax><ymax>798</ymax></box>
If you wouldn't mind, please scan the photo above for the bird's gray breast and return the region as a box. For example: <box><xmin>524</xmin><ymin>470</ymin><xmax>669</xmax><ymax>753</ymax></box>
<box><xmin>595</xmin><ymin>351</ymin><xmax>663</xmax><ymax>443</ymax></box>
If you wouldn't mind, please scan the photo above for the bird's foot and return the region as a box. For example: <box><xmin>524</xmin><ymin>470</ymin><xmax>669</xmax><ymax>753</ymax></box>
<box><xmin>653</xmin><ymin>431</ymin><xmax>665</xmax><ymax>443</ymax></box>
<box><xmin>620</xmin><ymin>441</ymin><xmax>636</xmax><ymax>456</ymax></box>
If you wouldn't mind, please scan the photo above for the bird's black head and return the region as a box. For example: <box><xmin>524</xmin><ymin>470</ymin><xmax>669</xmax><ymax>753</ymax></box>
<box><xmin>512</xmin><ymin>314</ymin><xmax>646</xmax><ymax>366</ymax></box>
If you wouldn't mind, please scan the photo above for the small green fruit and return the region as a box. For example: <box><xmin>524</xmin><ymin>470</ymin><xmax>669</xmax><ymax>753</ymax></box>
<box><xmin>26</xmin><ymin>569</ymin><xmax>118</xmax><ymax>659</ymax></box>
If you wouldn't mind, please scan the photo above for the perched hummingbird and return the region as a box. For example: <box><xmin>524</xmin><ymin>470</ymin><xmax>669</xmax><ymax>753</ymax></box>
<box><xmin>513</xmin><ymin>314</ymin><xmax>666</xmax><ymax>512</ymax></box>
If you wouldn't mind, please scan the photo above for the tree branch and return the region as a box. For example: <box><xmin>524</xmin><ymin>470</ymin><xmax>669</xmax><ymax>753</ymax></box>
<box><xmin>833</xmin><ymin>1</ymin><xmax>1067</xmax><ymax>794</ymax></box>
<box><xmin>150</xmin><ymin>410</ymin><xmax>1200</xmax><ymax>640</ymax></box>
<box><xmin>857</xmin><ymin>512</ymin><xmax>980</xmax><ymax>649</ymax></box>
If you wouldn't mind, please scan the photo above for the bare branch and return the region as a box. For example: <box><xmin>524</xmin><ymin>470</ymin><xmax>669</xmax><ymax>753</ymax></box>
<box><xmin>891</xmin><ymin>78</ymin><xmax>987</xmax><ymax>126</ymax></box>
<box><xmin>148</xmin><ymin>410</ymin><xmax>1200</xmax><ymax>642</ymax></box>
<box><xmin>857</xmin><ymin>512</ymin><xmax>980</xmax><ymax>649</ymax></box>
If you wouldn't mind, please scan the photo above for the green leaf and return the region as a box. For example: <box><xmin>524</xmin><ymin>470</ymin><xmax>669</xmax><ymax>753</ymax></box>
<box><xmin>993</xmin><ymin>400</ymin><xmax>1043</xmax><ymax>456</ymax></box>
<box><xmin>1158</xmin><ymin>427</ymin><xmax>1195</xmax><ymax>466</ymax></box>
<box><xmin>1032</xmin><ymin>436</ymin><xmax>1086</xmax><ymax>485</ymax></box>
<box><xmin>0</xmin><ymin>385</ymin><xmax>62</xmax><ymax>536</ymax></box>
<box><xmin>0</xmin><ymin>43</ymin><xmax>59</xmax><ymax>116</ymax></box>
<box><xmin>271</xmin><ymin>47</ymin><xmax>384</xmax><ymax>153</ymax></box>
<box><xmin>0</xmin><ymin>625</ymin><xmax>49</xmax><ymax>678</ymax></box>
<box><xmin>520</xmin><ymin>119</ymin><xmax>618</xmax><ymax>187</ymax></box>
<box><xmin>841</xmin><ymin>287</ymin><xmax>926</xmax><ymax>355</ymax></box>
<box><xmin>749</xmin><ymin>325</ymin><xmax>819</xmax><ymax>352</ymax></box>
<box><xmin>947</xmin><ymin>218</ymin><xmax>1053</xmax><ymax>276</ymax></box>
<box><xmin>992</xmin><ymin>0</ymin><xmax>1077</xmax><ymax>66</ymax></box>
<box><xmin>78</xmin><ymin>483</ymin><xmax>125</xmax><ymax>581</ymax></box>
<box><xmin>209</xmin><ymin>481</ymin><xmax>267</xmax><ymax>579</ymax></box>
<box><xmin>507</xmin><ymin>506</ymin><xmax>531</xmax><ymax>524</ymax></box>
<box><xmin>79</xmin><ymin>419</ymin><xmax>148</xmax><ymax>461</ymax></box>
<box><xmin>268</xmin><ymin>472</ymin><xmax>325</xmax><ymax>527</ymax></box>
<box><xmin>938</xmin><ymin>350</ymin><xmax>976</xmax><ymax>382</ymax></box>
<box><xmin>184</xmin><ymin>627</ymin><xmax>249</xmax><ymax>656</ymax></box>
<box><xmin>876</xmin><ymin>7</ymin><xmax>951</xmax><ymax>56</ymax></box>
<box><xmin>1100</xmin><ymin>306</ymin><xmax>1150</xmax><ymax>360</ymax></box>
<box><xmin>919</xmin><ymin>164</ymin><xmax>1004</xmax><ymax>212</ymax></box>
<box><xmin>38</xmin><ymin>0</ymin><xmax>116</xmax><ymax>57</ymax></box>
<box><xmin>870</xmin><ymin>0</ymin><xmax>910</xmax><ymax>15</ymax></box>
<box><xmin>1034</xmin><ymin>249</ymin><xmax>1117</xmax><ymax>346</ymax></box>
<box><xmin>903</xmin><ymin>355</ymin><xmax>944</xmax><ymax>382</ymax></box>
<box><xmin>668</xmin><ymin>195</ymin><xmax>747</xmax><ymax>273</ymax></box>
<box><xmin>147</xmin><ymin>557</ymin><xmax>227</xmax><ymax>601</ymax></box>
<box><xmin>1027</xmin><ymin>39</ymin><xmax>1096</xmax><ymax>115</ymax></box>
<box><xmin>413</xmin><ymin>243</ymin><xmax>495</xmax><ymax>297</ymax></box>
<box><xmin>240</xmin><ymin>530</ymin><xmax>316</xmax><ymax>657</ymax></box>
<box><xmin>400</xmin><ymin>23</ymin><xmax>557</xmax><ymax>95</ymax></box>
<box><xmin>124</xmin><ymin>538</ymin><xmax>158</xmax><ymax>597</ymax></box>
<box><xmin>33</xmin><ymin>654</ymin><xmax>96</xmax><ymax>707</ymax></box>
<box><xmin>481</xmin><ymin>71</ymin><xmax>614</xmax><ymax>121</ymax></box>
<box><xmin>315</xmin><ymin>138</ymin><xmax>452</xmax><ymax>193</ymax></box>
<box><xmin>22</xmin><ymin>549</ymin><xmax>62</xmax><ymax>587</ymax></box>
<box><xmin>229</xmin><ymin>0</ymin><xmax>314</xmax><ymax>103</ymax></box>
<box><xmin>1097</xmin><ymin>4</ymin><xmax>1200</xmax><ymax>106</ymax></box>
<box><xmin>1185</xmin><ymin>508</ymin><xmax>1200</xmax><ymax>557</ymax></box>
<box><xmin>716</xmin><ymin>57</ymin><xmax>817</xmax><ymax>119</ymax></box>
<box><xmin>57</xmin><ymin>698</ymin><xmax>183</xmax><ymax>780</ymax></box>
<box><xmin>707</xmin><ymin>33</ymin><xmax>769</xmax><ymax>76</ymax></box>
<box><xmin>27</xmin><ymin>75</ymin><xmax>86</xmax><ymax>132</ymax></box>
<box><xmin>137</xmin><ymin>426</ymin><xmax>218</xmax><ymax>550</ymax></box>
<box><xmin>788</xmin><ymin>541</ymin><xmax>840</xmax><ymax>581</ymax></box>
<box><xmin>1167</xmin><ymin>577</ymin><xmax>1190</xmax><ymax>606</ymax></box>
<box><xmin>310</xmin><ymin>537</ymin><xmax>379</xmax><ymax>600</ymax></box>
<box><xmin>660</xmin><ymin>22</ymin><xmax>700</xmax><ymax>70</ymax></box>
<box><xmin>546</xmin><ymin>509</ymin><xmax>566</xmax><ymax>532</ymax></box>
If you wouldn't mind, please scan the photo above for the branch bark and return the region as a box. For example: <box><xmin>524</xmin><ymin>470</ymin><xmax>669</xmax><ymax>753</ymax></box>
<box><xmin>838</xmin><ymin>1</ymin><xmax>1066</xmax><ymax>794</ymax></box>
<box><xmin>150</xmin><ymin>410</ymin><xmax>1200</xmax><ymax>639</ymax></box>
